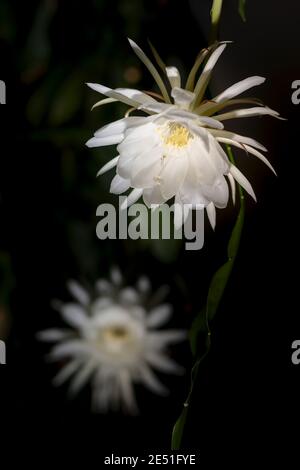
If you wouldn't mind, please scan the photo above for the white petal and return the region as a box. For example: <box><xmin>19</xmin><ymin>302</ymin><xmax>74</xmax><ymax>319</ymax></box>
<box><xmin>110</xmin><ymin>266</ymin><xmax>122</xmax><ymax>285</ymax></box>
<box><xmin>217</xmin><ymin>138</ymin><xmax>276</xmax><ymax>174</ymax></box>
<box><xmin>53</xmin><ymin>360</ymin><xmax>81</xmax><ymax>386</ymax></box>
<box><xmin>119</xmin><ymin>287</ymin><xmax>139</xmax><ymax>304</ymax></box>
<box><xmin>86</xmin><ymin>134</ymin><xmax>123</xmax><ymax>148</ymax></box>
<box><xmin>143</xmin><ymin>185</ymin><xmax>166</xmax><ymax>207</ymax></box>
<box><xmin>173</xmin><ymin>194</ymin><xmax>190</xmax><ymax>229</ymax></box>
<box><xmin>146</xmin><ymin>352</ymin><xmax>184</xmax><ymax>374</ymax></box>
<box><xmin>229</xmin><ymin>164</ymin><xmax>256</xmax><ymax>201</ymax></box>
<box><xmin>163</xmin><ymin>108</ymin><xmax>223</xmax><ymax>129</ymax></box>
<box><xmin>147</xmin><ymin>304</ymin><xmax>172</xmax><ymax>328</ymax></box>
<box><xmin>94</xmin><ymin>116</ymin><xmax>147</xmax><ymax>138</ymax></box>
<box><xmin>91</xmin><ymin>97</ymin><xmax>117</xmax><ymax>110</ymax></box>
<box><xmin>213</xmin><ymin>76</ymin><xmax>266</xmax><ymax>103</ymax></box>
<box><xmin>197</xmin><ymin>116</ymin><xmax>224</xmax><ymax>129</ymax></box>
<box><xmin>243</xmin><ymin>145</ymin><xmax>276</xmax><ymax>174</ymax></box>
<box><xmin>185</xmin><ymin>46</ymin><xmax>210</xmax><ymax>91</ymax></box>
<box><xmin>139</xmin><ymin>364</ymin><xmax>169</xmax><ymax>396</ymax></box>
<box><xmin>160</xmin><ymin>154</ymin><xmax>189</xmax><ymax>199</ymax></box>
<box><xmin>87</xmin><ymin>82</ymin><xmax>156</xmax><ymax>108</ymax></box>
<box><xmin>68</xmin><ymin>361</ymin><xmax>95</xmax><ymax>395</ymax></box>
<box><xmin>130</xmin><ymin>146</ymin><xmax>162</xmax><ymax>188</ymax></box>
<box><xmin>97</xmin><ymin>156</ymin><xmax>119</xmax><ymax>177</ymax></box>
<box><xmin>91</xmin><ymin>297</ymin><xmax>113</xmax><ymax>311</ymax></box>
<box><xmin>60</xmin><ymin>304</ymin><xmax>88</xmax><ymax>329</ymax></box>
<box><xmin>95</xmin><ymin>279</ymin><xmax>113</xmax><ymax>295</ymax></box>
<box><xmin>210</xmin><ymin>129</ymin><xmax>267</xmax><ymax>152</ymax></box>
<box><xmin>115</xmin><ymin>87</ymin><xmax>157</xmax><ymax>105</ymax></box>
<box><xmin>206</xmin><ymin>202</ymin><xmax>216</xmax><ymax>230</ymax></box>
<box><xmin>128</xmin><ymin>38</ymin><xmax>170</xmax><ymax>104</ymax></box>
<box><xmin>119</xmin><ymin>370</ymin><xmax>138</xmax><ymax>413</ymax></box>
<box><xmin>148</xmin><ymin>330</ymin><xmax>187</xmax><ymax>347</ymax></box>
<box><xmin>49</xmin><ymin>340</ymin><xmax>90</xmax><ymax>360</ymax></box>
<box><xmin>213</xmin><ymin>106</ymin><xmax>280</xmax><ymax>122</ymax></box>
<box><xmin>195</xmin><ymin>97</ymin><xmax>264</xmax><ymax>116</ymax></box>
<box><xmin>193</xmin><ymin>43</ymin><xmax>227</xmax><ymax>105</ymax></box>
<box><xmin>67</xmin><ymin>280</ymin><xmax>90</xmax><ymax>305</ymax></box>
<box><xmin>171</xmin><ymin>87</ymin><xmax>195</xmax><ymax>108</ymax></box>
<box><xmin>37</xmin><ymin>328</ymin><xmax>72</xmax><ymax>342</ymax></box>
<box><xmin>166</xmin><ymin>66</ymin><xmax>181</xmax><ymax>89</ymax></box>
<box><xmin>228</xmin><ymin>172</ymin><xmax>236</xmax><ymax>204</ymax></box>
<box><xmin>110</xmin><ymin>174</ymin><xmax>131</xmax><ymax>194</ymax></box>
<box><xmin>120</xmin><ymin>188</ymin><xmax>143</xmax><ymax>209</ymax></box>
<box><xmin>137</xmin><ymin>276</ymin><xmax>151</xmax><ymax>293</ymax></box>
<box><xmin>201</xmin><ymin>176</ymin><xmax>229</xmax><ymax>209</ymax></box>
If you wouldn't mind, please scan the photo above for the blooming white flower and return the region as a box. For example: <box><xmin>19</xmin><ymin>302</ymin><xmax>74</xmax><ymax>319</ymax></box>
<box><xmin>86</xmin><ymin>39</ymin><xmax>282</xmax><ymax>229</ymax></box>
<box><xmin>38</xmin><ymin>268</ymin><xmax>186</xmax><ymax>414</ymax></box>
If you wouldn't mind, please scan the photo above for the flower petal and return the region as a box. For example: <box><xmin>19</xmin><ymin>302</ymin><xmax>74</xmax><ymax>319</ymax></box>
<box><xmin>87</xmin><ymin>82</ymin><xmax>156</xmax><ymax>109</ymax></box>
<box><xmin>130</xmin><ymin>145</ymin><xmax>163</xmax><ymax>188</ymax></box>
<box><xmin>60</xmin><ymin>304</ymin><xmax>88</xmax><ymax>329</ymax></box>
<box><xmin>213</xmin><ymin>76</ymin><xmax>266</xmax><ymax>103</ymax></box>
<box><xmin>91</xmin><ymin>97</ymin><xmax>117</xmax><ymax>110</ymax></box>
<box><xmin>160</xmin><ymin>153</ymin><xmax>189</xmax><ymax>199</ymax></box>
<box><xmin>37</xmin><ymin>328</ymin><xmax>72</xmax><ymax>342</ymax></box>
<box><xmin>209</xmin><ymin>129</ymin><xmax>267</xmax><ymax>152</ymax></box>
<box><xmin>110</xmin><ymin>174</ymin><xmax>131</xmax><ymax>194</ymax></box>
<box><xmin>201</xmin><ymin>176</ymin><xmax>229</xmax><ymax>209</ymax></box>
<box><xmin>146</xmin><ymin>352</ymin><xmax>184</xmax><ymax>374</ymax></box>
<box><xmin>49</xmin><ymin>340</ymin><xmax>90</xmax><ymax>360</ymax></box>
<box><xmin>128</xmin><ymin>38</ymin><xmax>171</xmax><ymax>104</ymax></box>
<box><xmin>67</xmin><ymin>281</ymin><xmax>90</xmax><ymax>305</ymax></box>
<box><xmin>213</xmin><ymin>106</ymin><xmax>280</xmax><ymax>122</ymax></box>
<box><xmin>206</xmin><ymin>202</ymin><xmax>216</xmax><ymax>230</ymax></box>
<box><xmin>68</xmin><ymin>361</ymin><xmax>95</xmax><ymax>395</ymax></box>
<box><xmin>227</xmin><ymin>172</ymin><xmax>236</xmax><ymax>204</ymax></box>
<box><xmin>97</xmin><ymin>156</ymin><xmax>119</xmax><ymax>177</ymax></box>
<box><xmin>193</xmin><ymin>43</ymin><xmax>227</xmax><ymax>107</ymax></box>
<box><xmin>94</xmin><ymin>116</ymin><xmax>146</xmax><ymax>138</ymax></box>
<box><xmin>118</xmin><ymin>370</ymin><xmax>138</xmax><ymax>413</ymax></box>
<box><xmin>147</xmin><ymin>304</ymin><xmax>172</xmax><ymax>328</ymax></box>
<box><xmin>166</xmin><ymin>66</ymin><xmax>181</xmax><ymax>89</ymax></box>
<box><xmin>53</xmin><ymin>360</ymin><xmax>81</xmax><ymax>386</ymax></box>
<box><xmin>139</xmin><ymin>364</ymin><xmax>169</xmax><ymax>396</ymax></box>
<box><xmin>171</xmin><ymin>87</ymin><xmax>195</xmax><ymax>108</ymax></box>
<box><xmin>86</xmin><ymin>134</ymin><xmax>123</xmax><ymax>148</ymax></box>
<box><xmin>120</xmin><ymin>188</ymin><xmax>143</xmax><ymax>209</ymax></box>
<box><xmin>229</xmin><ymin>164</ymin><xmax>256</xmax><ymax>201</ymax></box>
<box><xmin>143</xmin><ymin>185</ymin><xmax>166</xmax><ymax>207</ymax></box>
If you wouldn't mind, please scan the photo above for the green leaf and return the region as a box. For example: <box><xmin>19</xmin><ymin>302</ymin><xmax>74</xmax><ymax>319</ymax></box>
<box><xmin>171</xmin><ymin>407</ymin><xmax>188</xmax><ymax>450</ymax></box>
<box><xmin>238</xmin><ymin>0</ymin><xmax>247</xmax><ymax>22</ymax></box>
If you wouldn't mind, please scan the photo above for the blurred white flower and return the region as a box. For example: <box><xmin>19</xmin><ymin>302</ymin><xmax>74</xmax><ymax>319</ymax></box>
<box><xmin>38</xmin><ymin>268</ymin><xmax>185</xmax><ymax>414</ymax></box>
<box><xmin>86</xmin><ymin>39</ymin><xmax>282</xmax><ymax>229</ymax></box>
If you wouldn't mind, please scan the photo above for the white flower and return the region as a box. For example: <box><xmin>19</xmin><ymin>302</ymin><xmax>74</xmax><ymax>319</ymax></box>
<box><xmin>86</xmin><ymin>39</ymin><xmax>282</xmax><ymax>229</ymax></box>
<box><xmin>38</xmin><ymin>268</ymin><xmax>186</xmax><ymax>414</ymax></box>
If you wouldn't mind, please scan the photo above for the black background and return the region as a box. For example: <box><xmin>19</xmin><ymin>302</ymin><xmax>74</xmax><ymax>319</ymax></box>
<box><xmin>0</xmin><ymin>0</ymin><xmax>299</xmax><ymax>466</ymax></box>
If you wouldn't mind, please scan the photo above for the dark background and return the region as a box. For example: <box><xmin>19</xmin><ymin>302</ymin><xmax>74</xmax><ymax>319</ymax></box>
<box><xmin>0</xmin><ymin>0</ymin><xmax>299</xmax><ymax>465</ymax></box>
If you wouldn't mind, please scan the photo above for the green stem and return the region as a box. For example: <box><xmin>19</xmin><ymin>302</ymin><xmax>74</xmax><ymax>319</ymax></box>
<box><xmin>210</xmin><ymin>0</ymin><xmax>223</xmax><ymax>44</ymax></box>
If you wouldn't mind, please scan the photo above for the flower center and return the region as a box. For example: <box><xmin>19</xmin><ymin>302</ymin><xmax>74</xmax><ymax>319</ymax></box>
<box><xmin>103</xmin><ymin>325</ymin><xmax>130</xmax><ymax>343</ymax></box>
<box><xmin>164</xmin><ymin>122</ymin><xmax>193</xmax><ymax>148</ymax></box>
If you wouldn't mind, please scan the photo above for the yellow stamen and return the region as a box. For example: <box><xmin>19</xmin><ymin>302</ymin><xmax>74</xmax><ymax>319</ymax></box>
<box><xmin>164</xmin><ymin>123</ymin><xmax>193</xmax><ymax>148</ymax></box>
<box><xmin>103</xmin><ymin>326</ymin><xmax>129</xmax><ymax>342</ymax></box>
